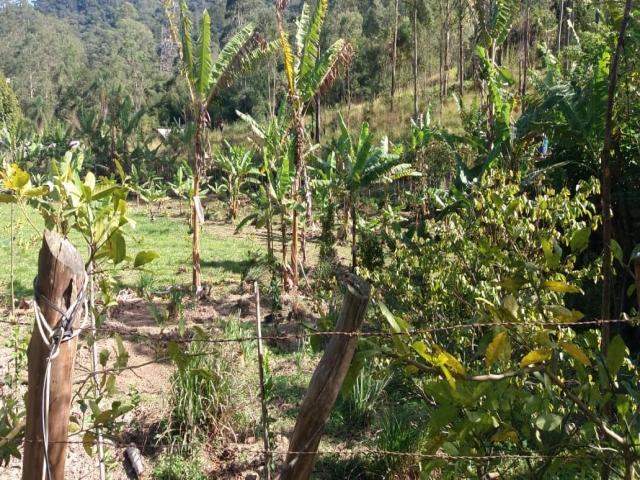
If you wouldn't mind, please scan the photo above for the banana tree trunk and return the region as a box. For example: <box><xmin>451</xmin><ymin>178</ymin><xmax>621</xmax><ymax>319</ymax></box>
<box><xmin>351</xmin><ymin>202</ymin><xmax>357</xmax><ymax>271</ymax></box>
<box><xmin>192</xmin><ymin>113</ymin><xmax>204</xmax><ymax>292</ymax></box>
<box><xmin>266</xmin><ymin>187</ymin><xmax>274</xmax><ymax>259</ymax></box>
<box><xmin>290</xmin><ymin>115</ymin><xmax>304</xmax><ymax>307</ymax></box>
<box><xmin>281</xmin><ymin>210</ymin><xmax>288</xmax><ymax>290</ymax></box>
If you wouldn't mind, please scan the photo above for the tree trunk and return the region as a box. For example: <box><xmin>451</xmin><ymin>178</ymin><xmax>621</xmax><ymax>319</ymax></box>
<box><xmin>634</xmin><ymin>258</ymin><xmax>640</xmax><ymax>311</ymax></box>
<box><xmin>192</xmin><ymin>116</ymin><xmax>204</xmax><ymax>292</ymax></box>
<box><xmin>290</xmin><ymin>116</ymin><xmax>304</xmax><ymax>307</ymax></box>
<box><xmin>281</xmin><ymin>211</ymin><xmax>288</xmax><ymax>290</ymax></box>
<box><xmin>412</xmin><ymin>2</ymin><xmax>419</xmax><ymax>120</ymax></box>
<box><xmin>522</xmin><ymin>0</ymin><xmax>529</xmax><ymax>97</ymax></box>
<box><xmin>600</xmin><ymin>0</ymin><xmax>632</xmax><ymax>353</ymax></box>
<box><xmin>391</xmin><ymin>0</ymin><xmax>400</xmax><ymax>112</ymax></box>
<box><xmin>443</xmin><ymin>0</ymin><xmax>450</xmax><ymax>98</ymax></box>
<box><xmin>266</xmin><ymin>188</ymin><xmax>274</xmax><ymax>259</ymax></box>
<box><xmin>280</xmin><ymin>274</ymin><xmax>371</xmax><ymax>480</ymax></box>
<box><xmin>458</xmin><ymin>0</ymin><xmax>464</xmax><ymax>95</ymax></box>
<box><xmin>23</xmin><ymin>231</ymin><xmax>85</xmax><ymax>480</ymax></box>
<box><xmin>557</xmin><ymin>0</ymin><xmax>564</xmax><ymax>56</ymax></box>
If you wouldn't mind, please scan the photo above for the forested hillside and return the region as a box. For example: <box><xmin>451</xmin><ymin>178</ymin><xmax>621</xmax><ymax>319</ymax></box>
<box><xmin>1</xmin><ymin>1</ymin><xmax>640</xmax><ymax>479</ymax></box>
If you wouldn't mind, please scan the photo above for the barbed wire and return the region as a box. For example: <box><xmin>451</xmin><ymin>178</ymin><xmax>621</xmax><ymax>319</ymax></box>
<box><xmin>23</xmin><ymin>437</ymin><xmax>613</xmax><ymax>463</ymax></box>
<box><xmin>86</xmin><ymin>317</ymin><xmax>638</xmax><ymax>344</ymax></box>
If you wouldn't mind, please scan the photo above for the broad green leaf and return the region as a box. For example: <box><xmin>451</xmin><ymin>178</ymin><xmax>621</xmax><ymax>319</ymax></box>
<box><xmin>412</xmin><ymin>340</ymin><xmax>433</xmax><ymax>363</ymax></box>
<box><xmin>535</xmin><ymin>413</ymin><xmax>562</xmax><ymax>432</ymax></box>
<box><xmin>560</xmin><ymin>342</ymin><xmax>591</xmax><ymax>367</ymax></box>
<box><xmin>542</xmin><ymin>280</ymin><xmax>581</xmax><ymax>293</ymax></box>
<box><xmin>546</xmin><ymin>305</ymin><xmax>584</xmax><ymax>323</ymax></box>
<box><xmin>3</xmin><ymin>164</ymin><xmax>29</xmax><ymax>192</ymax></box>
<box><xmin>195</xmin><ymin>10</ymin><xmax>212</xmax><ymax>97</ymax></box>
<box><xmin>605</xmin><ymin>335</ymin><xmax>628</xmax><ymax>378</ymax></box>
<box><xmin>570</xmin><ymin>226</ymin><xmax>591</xmax><ymax>254</ymax></box>
<box><xmin>134</xmin><ymin>250</ymin><xmax>160</xmax><ymax>268</ymax></box>
<box><xmin>114</xmin><ymin>159</ymin><xmax>126</xmax><ymax>182</ymax></box>
<box><xmin>502</xmin><ymin>295</ymin><xmax>519</xmax><ymax>320</ymax></box>
<box><xmin>436</xmin><ymin>350</ymin><xmax>466</xmax><ymax>376</ymax></box>
<box><xmin>611</xmin><ymin>239</ymin><xmax>623</xmax><ymax>265</ymax></box>
<box><xmin>520</xmin><ymin>348</ymin><xmax>552</xmax><ymax>368</ymax></box>
<box><xmin>22</xmin><ymin>186</ymin><xmax>49</xmax><ymax>198</ymax></box>
<box><xmin>541</xmin><ymin>238</ymin><xmax>561</xmax><ymax>268</ymax></box>
<box><xmin>485</xmin><ymin>331</ymin><xmax>510</xmax><ymax>367</ymax></box>
<box><xmin>490</xmin><ymin>429</ymin><xmax>518</xmax><ymax>443</ymax></box>
<box><xmin>499</xmin><ymin>276</ymin><xmax>526</xmax><ymax>292</ymax></box>
<box><xmin>83</xmin><ymin>431</ymin><xmax>95</xmax><ymax>456</ymax></box>
<box><xmin>99</xmin><ymin>349</ymin><xmax>110</xmax><ymax>367</ymax></box>
<box><xmin>114</xmin><ymin>334</ymin><xmax>129</xmax><ymax>368</ymax></box>
<box><xmin>378</xmin><ymin>302</ymin><xmax>409</xmax><ymax>333</ymax></box>
<box><xmin>168</xmin><ymin>341</ymin><xmax>189</xmax><ymax>371</ymax></box>
<box><xmin>84</xmin><ymin>171</ymin><xmax>96</xmax><ymax>191</ymax></box>
<box><xmin>440</xmin><ymin>365</ymin><xmax>456</xmax><ymax>389</ymax></box>
<box><xmin>109</xmin><ymin>231</ymin><xmax>126</xmax><ymax>265</ymax></box>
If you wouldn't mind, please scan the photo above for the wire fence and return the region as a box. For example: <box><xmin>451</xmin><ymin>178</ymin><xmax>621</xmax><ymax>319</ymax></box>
<box><xmin>3</xmin><ymin>291</ymin><xmax>639</xmax><ymax>479</ymax></box>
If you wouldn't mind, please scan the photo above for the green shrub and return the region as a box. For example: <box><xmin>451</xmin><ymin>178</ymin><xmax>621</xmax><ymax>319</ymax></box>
<box><xmin>153</xmin><ymin>454</ymin><xmax>207</xmax><ymax>480</ymax></box>
<box><xmin>338</xmin><ymin>360</ymin><xmax>389</xmax><ymax>428</ymax></box>
<box><xmin>162</xmin><ymin>336</ymin><xmax>232</xmax><ymax>453</ymax></box>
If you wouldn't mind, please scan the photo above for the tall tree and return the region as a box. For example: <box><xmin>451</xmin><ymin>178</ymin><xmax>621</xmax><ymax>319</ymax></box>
<box><xmin>390</xmin><ymin>0</ymin><xmax>400</xmax><ymax>112</ymax></box>
<box><xmin>165</xmin><ymin>0</ymin><xmax>272</xmax><ymax>292</ymax></box>
<box><xmin>274</xmin><ymin>0</ymin><xmax>353</xmax><ymax>303</ymax></box>
<box><xmin>600</xmin><ymin>0</ymin><xmax>633</xmax><ymax>353</ymax></box>
<box><xmin>0</xmin><ymin>73</ymin><xmax>21</xmax><ymax>134</ymax></box>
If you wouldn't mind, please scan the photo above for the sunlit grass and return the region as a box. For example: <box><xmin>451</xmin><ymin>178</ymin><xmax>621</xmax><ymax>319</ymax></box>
<box><xmin>0</xmin><ymin>201</ymin><xmax>261</xmax><ymax>304</ymax></box>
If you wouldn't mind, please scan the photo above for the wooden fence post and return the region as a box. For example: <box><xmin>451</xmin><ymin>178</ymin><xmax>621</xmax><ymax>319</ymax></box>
<box><xmin>255</xmin><ymin>282</ymin><xmax>272</xmax><ymax>480</ymax></box>
<box><xmin>23</xmin><ymin>231</ymin><xmax>85</xmax><ymax>480</ymax></box>
<box><xmin>279</xmin><ymin>273</ymin><xmax>371</xmax><ymax>480</ymax></box>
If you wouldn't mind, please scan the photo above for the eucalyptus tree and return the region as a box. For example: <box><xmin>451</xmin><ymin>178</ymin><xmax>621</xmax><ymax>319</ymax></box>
<box><xmin>334</xmin><ymin>114</ymin><xmax>416</xmax><ymax>270</ymax></box>
<box><xmin>164</xmin><ymin>0</ymin><xmax>273</xmax><ymax>291</ymax></box>
<box><xmin>274</xmin><ymin>0</ymin><xmax>353</xmax><ymax>297</ymax></box>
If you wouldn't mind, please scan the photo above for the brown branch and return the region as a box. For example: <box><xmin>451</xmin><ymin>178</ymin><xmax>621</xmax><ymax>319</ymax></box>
<box><xmin>544</xmin><ymin>368</ymin><xmax>626</xmax><ymax>448</ymax></box>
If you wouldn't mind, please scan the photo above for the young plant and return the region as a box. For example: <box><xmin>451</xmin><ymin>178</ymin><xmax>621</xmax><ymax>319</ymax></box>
<box><xmin>214</xmin><ymin>142</ymin><xmax>259</xmax><ymax>221</ymax></box>
<box><xmin>164</xmin><ymin>0</ymin><xmax>275</xmax><ymax>292</ymax></box>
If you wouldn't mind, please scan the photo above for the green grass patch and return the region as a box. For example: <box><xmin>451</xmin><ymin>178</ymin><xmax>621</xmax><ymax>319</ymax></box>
<box><xmin>0</xmin><ymin>202</ymin><xmax>261</xmax><ymax>305</ymax></box>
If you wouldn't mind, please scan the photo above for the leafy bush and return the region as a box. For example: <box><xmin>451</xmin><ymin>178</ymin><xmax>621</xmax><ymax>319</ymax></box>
<box><xmin>152</xmin><ymin>454</ymin><xmax>207</xmax><ymax>480</ymax></box>
<box><xmin>0</xmin><ymin>73</ymin><xmax>21</xmax><ymax>134</ymax></box>
<box><xmin>163</xmin><ymin>335</ymin><xmax>233</xmax><ymax>453</ymax></box>
<box><xmin>338</xmin><ymin>360</ymin><xmax>389</xmax><ymax>428</ymax></box>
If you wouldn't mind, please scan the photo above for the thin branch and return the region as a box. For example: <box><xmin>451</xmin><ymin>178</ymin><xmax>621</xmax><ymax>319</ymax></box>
<box><xmin>545</xmin><ymin>367</ymin><xmax>627</xmax><ymax>448</ymax></box>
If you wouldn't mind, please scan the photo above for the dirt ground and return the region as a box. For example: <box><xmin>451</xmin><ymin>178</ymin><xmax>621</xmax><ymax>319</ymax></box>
<box><xmin>0</xmin><ymin>284</ymin><xmax>307</xmax><ymax>480</ymax></box>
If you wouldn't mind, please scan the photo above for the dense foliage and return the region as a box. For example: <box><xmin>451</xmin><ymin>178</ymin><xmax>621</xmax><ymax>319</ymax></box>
<box><xmin>1</xmin><ymin>0</ymin><xmax>640</xmax><ymax>478</ymax></box>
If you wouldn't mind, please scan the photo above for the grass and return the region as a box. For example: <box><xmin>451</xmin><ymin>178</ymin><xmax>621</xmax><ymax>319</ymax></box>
<box><xmin>210</xmin><ymin>83</ymin><xmax>480</xmax><ymax>149</ymax></box>
<box><xmin>0</xmin><ymin>200</ymin><xmax>262</xmax><ymax>305</ymax></box>
<box><xmin>0</xmin><ymin>199</ymin><xmax>387</xmax><ymax>478</ymax></box>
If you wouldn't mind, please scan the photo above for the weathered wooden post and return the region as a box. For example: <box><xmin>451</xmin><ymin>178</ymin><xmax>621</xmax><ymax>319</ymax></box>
<box><xmin>255</xmin><ymin>282</ymin><xmax>272</xmax><ymax>480</ymax></box>
<box><xmin>23</xmin><ymin>231</ymin><xmax>86</xmax><ymax>480</ymax></box>
<box><xmin>279</xmin><ymin>273</ymin><xmax>371</xmax><ymax>480</ymax></box>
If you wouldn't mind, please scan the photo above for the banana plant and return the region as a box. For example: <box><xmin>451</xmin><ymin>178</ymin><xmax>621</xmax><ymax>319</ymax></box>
<box><xmin>164</xmin><ymin>0</ymin><xmax>275</xmax><ymax>291</ymax></box>
<box><xmin>236</xmin><ymin>105</ymin><xmax>295</xmax><ymax>287</ymax></box>
<box><xmin>334</xmin><ymin>114</ymin><xmax>417</xmax><ymax>270</ymax></box>
<box><xmin>275</xmin><ymin>0</ymin><xmax>354</xmax><ymax>292</ymax></box>
<box><xmin>214</xmin><ymin>142</ymin><xmax>259</xmax><ymax>220</ymax></box>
